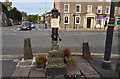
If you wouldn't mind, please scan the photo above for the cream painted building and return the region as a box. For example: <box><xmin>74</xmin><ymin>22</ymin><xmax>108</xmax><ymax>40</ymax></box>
<box><xmin>54</xmin><ymin>0</ymin><xmax>119</xmax><ymax>29</ymax></box>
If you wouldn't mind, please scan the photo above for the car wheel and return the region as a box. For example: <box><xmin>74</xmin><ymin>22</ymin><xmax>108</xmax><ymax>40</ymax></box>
<box><xmin>20</xmin><ymin>28</ymin><xmax>22</xmax><ymax>31</ymax></box>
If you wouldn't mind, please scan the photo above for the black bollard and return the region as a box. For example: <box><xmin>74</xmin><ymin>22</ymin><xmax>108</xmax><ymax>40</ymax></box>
<box><xmin>116</xmin><ymin>61</ymin><xmax>120</xmax><ymax>71</ymax></box>
<box><xmin>118</xmin><ymin>67</ymin><xmax>120</xmax><ymax>78</ymax></box>
<box><xmin>82</xmin><ymin>42</ymin><xmax>91</xmax><ymax>59</ymax></box>
<box><xmin>24</xmin><ymin>38</ymin><xmax>33</xmax><ymax>59</ymax></box>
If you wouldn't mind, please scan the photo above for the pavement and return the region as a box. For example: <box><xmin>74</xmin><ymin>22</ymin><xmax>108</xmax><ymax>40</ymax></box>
<box><xmin>1</xmin><ymin>53</ymin><xmax>119</xmax><ymax>79</ymax></box>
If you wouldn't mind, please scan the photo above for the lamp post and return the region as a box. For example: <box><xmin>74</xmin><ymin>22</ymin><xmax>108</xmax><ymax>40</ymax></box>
<box><xmin>51</xmin><ymin>4</ymin><xmax>60</xmax><ymax>51</ymax></box>
<box><xmin>44</xmin><ymin>10</ymin><xmax>47</xmax><ymax>29</ymax></box>
<box><xmin>102</xmin><ymin>0</ymin><xmax>116</xmax><ymax>69</ymax></box>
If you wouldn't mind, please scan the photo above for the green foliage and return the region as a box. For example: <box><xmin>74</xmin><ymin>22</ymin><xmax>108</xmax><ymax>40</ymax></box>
<box><xmin>36</xmin><ymin>59</ymin><xmax>44</xmax><ymax>65</ymax></box>
<box><xmin>28</xmin><ymin>14</ymin><xmax>40</xmax><ymax>23</ymax></box>
<box><xmin>65</xmin><ymin>56</ymin><xmax>73</xmax><ymax>61</ymax></box>
<box><xmin>46</xmin><ymin>64</ymin><xmax>64</xmax><ymax>68</ymax></box>
<box><xmin>2</xmin><ymin>3</ymin><xmax>9</xmax><ymax>17</ymax></box>
<box><xmin>9</xmin><ymin>7</ymin><xmax>22</xmax><ymax>21</ymax></box>
<box><xmin>3</xmin><ymin>2</ymin><xmax>12</xmax><ymax>10</ymax></box>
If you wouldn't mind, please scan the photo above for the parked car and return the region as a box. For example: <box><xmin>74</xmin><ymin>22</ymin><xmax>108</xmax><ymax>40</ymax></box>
<box><xmin>30</xmin><ymin>22</ymin><xmax>35</xmax><ymax>28</ymax></box>
<box><xmin>19</xmin><ymin>21</ymin><xmax>31</xmax><ymax>30</ymax></box>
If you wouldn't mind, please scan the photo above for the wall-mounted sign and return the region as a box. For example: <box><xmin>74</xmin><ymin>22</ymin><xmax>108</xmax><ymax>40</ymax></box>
<box><xmin>97</xmin><ymin>15</ymin><xmax>106</xmax><ymax>18</ymax></box>
<box><xmin>117</xmin><ymin>18</ymin><xmax>120</xmax><ymax>25</ymax></box>
<box><xmin>51</xmin><ymin>18</ymin><xmax>59</xmax><ymax>28</ymax></box>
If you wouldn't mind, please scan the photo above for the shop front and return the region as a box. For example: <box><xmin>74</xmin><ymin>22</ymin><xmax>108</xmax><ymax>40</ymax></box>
<box><xmin>95</xmin><ymin>15</ymin><xmax>108</xmax><ymax>29</ymax></box>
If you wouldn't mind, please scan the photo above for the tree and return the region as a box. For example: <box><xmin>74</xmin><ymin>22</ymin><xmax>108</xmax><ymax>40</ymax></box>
<box><xmin>2</xmin><ymin>3</ymin><xmax>9</xmax><ymax>17</ymax></box>
<box><xmin>28</xmin><ymin>14</ymin><xmax>40</xmax><ymax>23</ymax></box>
<box><xmin>3</xmin><ymin>2</ymin><xmax>12</xmax><ymax>10</ymax></box>
<box><xmin>9</xmin><ymin>7</ymin><xmax>22</xmax><ymax>21</ymax></box>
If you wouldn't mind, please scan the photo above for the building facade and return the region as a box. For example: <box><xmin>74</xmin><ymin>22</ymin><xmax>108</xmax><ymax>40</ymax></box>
<box><xmin>54</xmin><ymin>0</ymin><xmax>120</xmax><ymax>29</ymax></box>
<box><xmin>0</xmin><ymin>2</ymin><xmax>8</xmax><ymax>27</ymax></box>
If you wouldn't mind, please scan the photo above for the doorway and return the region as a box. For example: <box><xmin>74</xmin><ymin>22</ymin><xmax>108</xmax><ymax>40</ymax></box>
<box><xmin>87</xmin><ymin>18</ymin><xmax>91</xmax><ymax>28</ymax></box>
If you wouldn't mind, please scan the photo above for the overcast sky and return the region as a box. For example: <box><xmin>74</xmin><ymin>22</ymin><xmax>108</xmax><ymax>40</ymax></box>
<box><xmin>1</xmin><ymin>0</ymin><xmax>54</xmax><ymax>15</ymax></box>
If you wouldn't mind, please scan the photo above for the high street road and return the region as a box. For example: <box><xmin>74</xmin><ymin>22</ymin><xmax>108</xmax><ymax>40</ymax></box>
<box><xmin>1</xmin><ymin>24</ymin><xmax>119</xmax><ymax>77</ymax></box>
<box><xmin>2</xmin><ymin>24</ymin><xmax>119</xmax><ymax>56</ymax></box>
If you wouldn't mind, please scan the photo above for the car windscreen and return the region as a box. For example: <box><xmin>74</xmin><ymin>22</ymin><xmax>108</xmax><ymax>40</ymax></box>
<box><xmin>22</xmin><ymin>22</ymin><xmax>30</xmax><ymax>25</ymax></box>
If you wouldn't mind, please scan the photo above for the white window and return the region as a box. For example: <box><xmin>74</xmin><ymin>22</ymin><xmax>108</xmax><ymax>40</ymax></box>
<box><xmin>75</xmin><ymin>16</ymin><xmax>80</xmax><ymax>24</ymax></box>
<box><xmin>105</xmin><ymin>6</ymin><xmax>110</xmax><ymax>14</ymax></box>
<box><xmin>64</xmin><ymin>16</ymin><xmax>69</xmax><ymax>24</ymax></box>
<box><xmin>97</xmin><ymin>6</ymin><xmax>102</xmax><ymax>14</ymax></box>
<box><xmin>64</xmin><ymin>4</ymin><xmax>69</xmax><ymax>13</ymax></box>
<box><xmin>76</xmin><ymin>4</ymin><xmax>81</xmax><ymax>13</ymax></box>
<box><xmin>118</xmin><ymin>7</ymin><xmax>120</xmax><ymax>14</ymax></box>
<box><xmin>87</xmin><ymin>5</ymin><xmax>92</xmax><ymax>12</ymax></box>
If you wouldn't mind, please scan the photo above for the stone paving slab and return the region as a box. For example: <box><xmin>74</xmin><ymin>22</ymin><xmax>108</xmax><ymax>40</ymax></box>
<box><xmin>29</xmin><ymin>67</ymin><xmax>45</xmax><ymax>77</ymax></box>
<box><xmin>67</xmin><ymin>67</ymin><xmax>82</xmax><ymax>75</ymax></box>
<box><xmin>88</xmin><ymin>57</ymin><xmax>118</xmax><ymax>78</ymax></box>
<box><xmin>11</xmin><ymin>67</ymin><xmax>31</xmax><ymax>77</ymax></box>
<box><xmin>73</xmin><ymin>56</ymin><xmax>101</xmax><ymax>79</ymax></box>
<box><xmin>18</xmin><ymin>61</ymin><xmax>32</xmax><ymax>67</ymax></box>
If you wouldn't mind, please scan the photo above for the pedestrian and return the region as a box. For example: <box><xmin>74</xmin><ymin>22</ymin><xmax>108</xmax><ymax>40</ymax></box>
<box><xmin>45</xmin><ymin>23</ymin><xmax>47</xmax><ymax>29</ymax></box>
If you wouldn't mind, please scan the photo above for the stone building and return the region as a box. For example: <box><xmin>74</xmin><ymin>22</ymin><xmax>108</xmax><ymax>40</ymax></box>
<box><xmin>0</xmin><ymin>2</ymin><xmax>2</xmax><ymax>27</ymax></box>
<box><xmin>0</xmin><ymin>2</ymin><xmax>8</xmax><ymax>27</ymax></box>
<box><xmin>54</xmin><ymin>0</ymin><xmax>120</xmax><ymax>29</ymax></box>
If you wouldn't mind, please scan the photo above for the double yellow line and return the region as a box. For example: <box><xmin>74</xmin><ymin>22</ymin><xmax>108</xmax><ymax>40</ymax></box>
<box><xmin>0</xmin><ymin>52</ymin><xmax>120</xmax><ymax>58</ymax></box>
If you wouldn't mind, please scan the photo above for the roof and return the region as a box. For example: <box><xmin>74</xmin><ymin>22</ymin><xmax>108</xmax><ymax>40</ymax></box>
<box><xmin>54</xmin><ymin>0</ymin><xmax>118</xmax><ymax>2</ymax></box>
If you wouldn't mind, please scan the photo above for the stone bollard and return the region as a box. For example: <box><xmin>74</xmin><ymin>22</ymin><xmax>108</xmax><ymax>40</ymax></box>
<box><xmin>82</xmin><ymin>42</ymin><xmax>91</xmax><ymax>59</ymax></box>
<box><xmin>24</xmin><ymin>38</ymin><xmax>33</xmax><ymax>59</ymax></box>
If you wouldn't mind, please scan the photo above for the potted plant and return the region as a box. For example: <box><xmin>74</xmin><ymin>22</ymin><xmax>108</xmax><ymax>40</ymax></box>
<box><xmin>62</xmin><ymin>48</ymin><xmax>71</xmax><ymax>57</ymax></box>
<box><xmin>62</xmin><ymin>48</ymin><xmax>71</xmax><ymax>63</ymax></box>
<box><xmin>35</xmin><ymin>54</ymin><xmax>46</xmax><ymax>69</ymax></box>
<box><xmin>65</xmin><ymin>56</ymin><xmax>74</xmax><ymax>67</ymax></box>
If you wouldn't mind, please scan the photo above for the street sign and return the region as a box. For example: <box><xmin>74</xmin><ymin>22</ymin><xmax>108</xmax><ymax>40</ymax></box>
<box><xmin>51</xmin><ymin>18</ymin><xmax>59</xmax><ymax>28</ymax></box>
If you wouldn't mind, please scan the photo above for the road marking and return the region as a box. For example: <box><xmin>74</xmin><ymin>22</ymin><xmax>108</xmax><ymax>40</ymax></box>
<box><xmin>0</xmin><ymin>52</ymin><xmax>119</xmax><ymax>58</ymax></box>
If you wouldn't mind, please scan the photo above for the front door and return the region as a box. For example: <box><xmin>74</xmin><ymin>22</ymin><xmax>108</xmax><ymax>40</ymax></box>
<box><xmin>87</xmin><ymin>18</ymin><xmax>91</xmax><ymax>28</ymax></box>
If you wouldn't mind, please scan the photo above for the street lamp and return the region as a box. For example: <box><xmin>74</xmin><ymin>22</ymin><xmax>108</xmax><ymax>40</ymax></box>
<box><xmin>44</xmin><ymin>10</ymin><xmax>47</xmax><ymax>29</ymax></box>
<box><xmin>102</xmin><ymin>0</ymin><xmax>116</xmax><ymax>69</ymax></box>
<box><xmin>51</xmin><ymin>4</ymin><xmax>61</xmax><ymax>51</ymax></box>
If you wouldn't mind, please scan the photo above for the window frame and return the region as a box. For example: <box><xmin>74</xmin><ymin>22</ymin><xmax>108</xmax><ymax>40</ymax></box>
<box><xmin>75</xmin><ymin>16</ymin><xmax>80</xmax><ymax>24</ymax></box>
<box><xmin>97</xmin><ymin>6</ymin><xmax>102</xmax><ymax>14</ymax></box>
<box><xmin>105</xmin><ymin>6</ymin><xmax>110</xmax><ymax>14</ymax></box>
<box><xmin>64</xmin><ymin>4</ymin><xmax>70</xmax><ymax>13</ymax></box>
<box><xmin>76</xmin><ymin>4</ymin><xmax>81</xmax><ymax>13</ymax></box>
<box><xmin>87</xmin><ymin>5</ymin><xmax>92</xmax><ymax>12</ymax></box>
<box><xmin>64</xmin><ymin>16</ymin><xmax>69</xmax><ymax>24</ymax></box>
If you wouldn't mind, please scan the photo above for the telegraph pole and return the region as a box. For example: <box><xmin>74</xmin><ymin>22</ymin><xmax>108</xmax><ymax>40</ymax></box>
<box><xmin>102</xmin><ymin>0</ymin><xmax>116</xmax><ymax>69</ymax></box>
